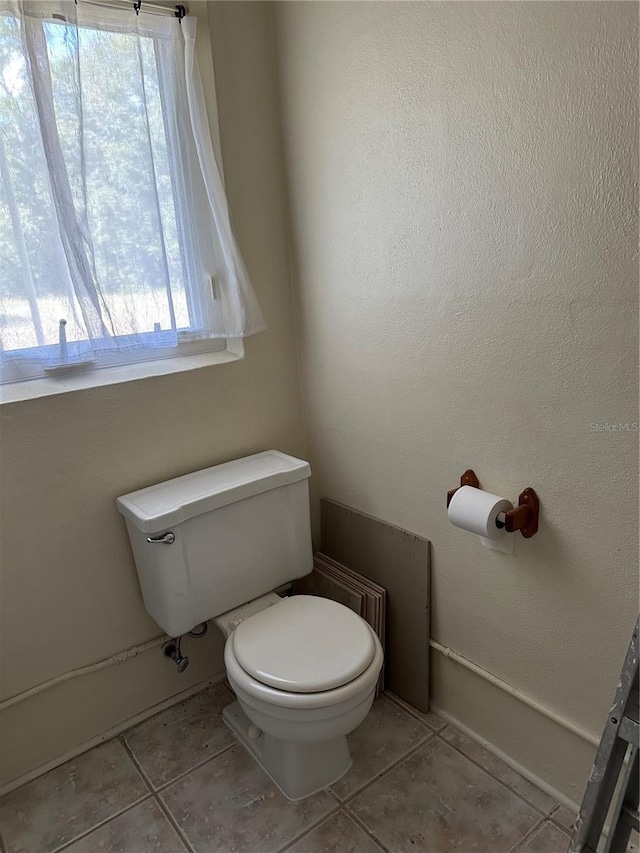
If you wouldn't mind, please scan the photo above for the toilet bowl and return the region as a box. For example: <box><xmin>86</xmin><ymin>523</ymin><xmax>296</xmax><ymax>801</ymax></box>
<box><xmin>117</xmin><ymin>451</ymin><xmax>385</xmax><ymax>801</ymax></box>
<box><xmin>220</xmin><ymin>594</ymin><xmax>384</xmax><ymax>801</ymax></box>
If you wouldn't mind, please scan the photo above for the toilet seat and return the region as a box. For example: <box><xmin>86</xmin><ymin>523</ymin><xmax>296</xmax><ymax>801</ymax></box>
<box><xmin>225</xmin><ymin>611</ymin><xmax>384</xmax><ymax>711</ymax></box>
<box><xmin>231</xmin><ymin>595</ymin><xmax>375</xmax><ymax>693</ymax></box>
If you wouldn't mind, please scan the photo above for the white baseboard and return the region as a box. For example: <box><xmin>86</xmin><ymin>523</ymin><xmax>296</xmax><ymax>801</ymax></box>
<box><xmin>431</xmin><ymin>703</ymin><xmax>581</xmax><ymax>813</ymax></box>
<box><xmin>0</xmin><ymin>671</ymin><xmax>227</xmax><ymax>798</ymax></box>
<box><xmin>430</xmin><ymin>647</ymin><xmax>597</xmax><ymax>804</ymax></box>
<box><xmin>429</xmin><ymin>640</ymin><xmax>598</xmax><ymax>747</ymax></box>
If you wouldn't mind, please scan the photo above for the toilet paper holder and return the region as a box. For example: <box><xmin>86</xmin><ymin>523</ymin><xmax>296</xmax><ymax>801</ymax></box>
<box><xmin>447</xmin><ymin>469</ymin><xmax>540</xmax><ymax>538</ymax></box>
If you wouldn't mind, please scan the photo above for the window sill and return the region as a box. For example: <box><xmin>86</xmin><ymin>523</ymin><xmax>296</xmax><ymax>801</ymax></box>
<box><xmin>0</xmin><ymin>340</ymin><xmax>244</xmax><ymax>405</ymax></box>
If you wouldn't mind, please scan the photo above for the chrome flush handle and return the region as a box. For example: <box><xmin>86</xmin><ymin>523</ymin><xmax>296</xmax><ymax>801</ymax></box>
<box><xmin>146</xmin><ymin>532</ymin><xmax>175</xmax><ymax>544</ymax></box>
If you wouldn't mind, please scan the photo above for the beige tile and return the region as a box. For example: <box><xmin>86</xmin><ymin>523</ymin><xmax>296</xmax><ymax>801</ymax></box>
<box><xmin>62</xmin><ymin>799</ymin><xmax>186</xmax><ymax>853</ymax></box>
<box><xmin>0</xmin><ymin>740</ymin><xmax>147</xmax><ymax>853</ymax></box>
<box><xmin>349</xmin><ymin>737</ymin><xmax>540</xmax><ymax>852</ymax></box>
<box><xmin>385</xmin><ymin>692</ymin><xmax>446</xmax><ymax>732</ymax></box>
<box><xmin>122</xmin><ymin>682</ymin><xmax>234</xmax><ymax>788</ymax></box>
<box><xmin>285</xmin><ymin>810</ymin><xmax>383</xmax><ymax>853</ymax></box>
<box><xmin>161</xmin><ymin>745</ymin><xmax>335</xmax><ymax>853</ymax></box>
<box><xmin>516</xmin><ymin>821</ymin><xmax>570</xmax><ymax>852</ymax></box>
<box><xmin>551</xmin><ymin>806</ymin><xmax>576</xmax><ymax>832</ymax></box>
<box><xmin>440</xmin><ymin>726</ymin><xmax>557</xmax><ymax>814</ymax></box>
<box><xmin>550</xmin><ymin>807</ymin><xmax>638</xmax><ymax>852</ymax></box>
<box><xmin>331</xmin><ymin>694</ymin><xmax>432</xmax><ymax>800</ymax></box>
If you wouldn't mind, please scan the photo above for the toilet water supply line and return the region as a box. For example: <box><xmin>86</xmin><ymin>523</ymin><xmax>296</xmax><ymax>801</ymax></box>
<box><xmin>0</xmin><ymin>632</ymin><xmax>601</xmax><ymax>747</ymax></box>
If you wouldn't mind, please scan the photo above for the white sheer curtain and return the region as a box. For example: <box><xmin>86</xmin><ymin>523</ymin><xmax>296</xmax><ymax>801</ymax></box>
<box><xmin>0</xmin><ymin>0</ymin><xmax>265</xmax><ymax>371</ymax></box>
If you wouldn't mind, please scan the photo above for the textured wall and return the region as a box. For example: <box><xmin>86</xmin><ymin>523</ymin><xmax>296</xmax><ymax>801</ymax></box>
<box><xmin>0</xmin><ymin>2</ymin><xmax>305</xmax><ymax>787</ymax></box>
<box><xmin>275</xmin><ymin>0</ymin><xmax>638</xmax><ymax>801</ymax></box>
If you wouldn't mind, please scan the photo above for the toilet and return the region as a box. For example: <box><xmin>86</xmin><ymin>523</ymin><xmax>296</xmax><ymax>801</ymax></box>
<box><xmin>117</xmin><ymin>450</ymin><xmax>384</xmax><ymax>801</ymax></box>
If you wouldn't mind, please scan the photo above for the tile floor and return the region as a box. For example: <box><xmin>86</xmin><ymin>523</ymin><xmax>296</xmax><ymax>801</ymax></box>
<box><xmin>1</xmin><ymin>683</ymin><xmax>637</xmax><ymax>853</ymax></box>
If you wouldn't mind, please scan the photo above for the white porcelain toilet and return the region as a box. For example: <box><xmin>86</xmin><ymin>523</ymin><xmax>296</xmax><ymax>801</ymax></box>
<box><xmin>117</xmin><ymin>450</ymin><xmax>384</xmax><ymax>801</ymax></box>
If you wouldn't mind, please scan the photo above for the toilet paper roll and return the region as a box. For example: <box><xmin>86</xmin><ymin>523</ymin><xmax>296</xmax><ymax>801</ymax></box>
<box><xmin>448</xmin><ymin>485</ymin><xmax>514</xmax><ymax>554</ymax></box>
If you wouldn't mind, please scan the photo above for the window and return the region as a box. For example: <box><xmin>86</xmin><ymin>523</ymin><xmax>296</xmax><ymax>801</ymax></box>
<box><xmin>0</xmin><ymin>1</ymin><xmax>264</xmax><ymax>388</ymax></box>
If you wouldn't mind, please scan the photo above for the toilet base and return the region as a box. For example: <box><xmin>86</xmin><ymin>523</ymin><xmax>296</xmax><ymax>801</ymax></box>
<box><xmin>223</xmin><ymin>701</ymin><xmax>352</xmax><ymax>802</ymax></box>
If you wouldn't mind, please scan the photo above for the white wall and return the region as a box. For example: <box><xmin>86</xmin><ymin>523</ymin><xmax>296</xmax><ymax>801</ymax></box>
<box><xmin>275</xmin><ymin>0</ymin><xmax>638</xmax><ymax>802</ymax></box>
<box><xmin>0</xmin><ymin>2</ymin><xmax>305</xmax><ymax>789</ymax></box>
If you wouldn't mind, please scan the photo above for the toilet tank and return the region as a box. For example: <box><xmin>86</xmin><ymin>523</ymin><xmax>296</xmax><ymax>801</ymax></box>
<box><xmin>117</xmin><ymin>451</ymin><xmax>313</xmax><ymax>637</ymax></box>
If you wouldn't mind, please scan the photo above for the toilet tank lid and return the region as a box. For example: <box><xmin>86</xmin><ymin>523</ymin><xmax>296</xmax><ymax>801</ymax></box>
<box><xmin>116</xmin><ymin>451</ymin><xmax>311</xmax><ymax>533</ymax></box>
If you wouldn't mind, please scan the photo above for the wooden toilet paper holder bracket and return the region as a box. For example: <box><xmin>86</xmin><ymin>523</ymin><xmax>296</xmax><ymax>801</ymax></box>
<box><xmin>446</xmin><ymin>469</ymin><xmax>480</xmax><ymax>508</ymax></box>
<box><xmin>504</xmin><ymin>488</ymin><xmax>539</xmax><ymax>538</ymax></box>
<box><xmin>446</xmin><ymin>469</ymin><xmax>540</xmax><ymax>538</ymax></box>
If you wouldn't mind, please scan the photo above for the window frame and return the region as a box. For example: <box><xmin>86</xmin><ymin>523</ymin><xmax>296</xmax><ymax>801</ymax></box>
<box><xmin>0</xmin><ymin>1</ymin><xmax>238</xmax><ymax>398</ymax></box>
<box><xmin>0</xmin><ymin>338</ymin><xmax>244</xmax><ymax>403</ymax></box>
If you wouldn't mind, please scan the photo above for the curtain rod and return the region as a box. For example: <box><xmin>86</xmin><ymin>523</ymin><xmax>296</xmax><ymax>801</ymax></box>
<box><xmin>78</xmin><ymin>0</ymin><xmax>186</xmax><ymax>19</ymax></box>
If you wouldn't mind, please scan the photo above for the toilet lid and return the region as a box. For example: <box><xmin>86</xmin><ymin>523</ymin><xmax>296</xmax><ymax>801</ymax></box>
<box><xmin>231</xmin><ymin>595</ymin><xmax>376</xmax><ymax>693</ymax></box>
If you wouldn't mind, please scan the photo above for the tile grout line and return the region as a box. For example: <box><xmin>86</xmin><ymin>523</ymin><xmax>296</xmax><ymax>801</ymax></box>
<box><xmin>124</xmin><ymin>690</ymin><xmax>435</xmax><ymax>852</ymax></box>
<box><xmin>506</xmin><ymin>814</ymin><xmax>549</xmax><ymax>853</ymax></box>
<box><xmin>276</xmin><ymin>800</ymin><xmax>344</xmax><ymax>852</ymax></box>
<box><xmin>120</xmin><ymin>733</ymin><xmax>237</xmax><ymax>795</ymax></box>
<box><xmin>333</xmin><ymin>720</ymin><xmax>557</xmax><ymax>853</ymax></box>
<box><xmin>385</xmin><ymin>695</ymin><xmax>573</xmax><ymax>827</ymax></box>
<box><xmin>345</xmin><ymin>807</ymin><xmax>392</xmax><ymax>852</ymax></box>
<box><xmin>337</xmin><ymin>732</ymin><xmax>437</xmax><ymax>809</ymax></box>
<box><xmin>384</xmin><ymin>692</ymin><xmax>445</xmax><ymax>734</ymax></box>
<box><xmin>120</xmin><ymin>736</ymin><xmax>196</xmax><ymax>853</ymax></box>
<box><xmin>119</xmin><ymin>736</ymin><xmax>156</xmax><ymax>794</ymax></box>
<box><xmin>547</xmin><ymin>805</ymin><xmax>576</xmax><ymax>835</ymax></box>
<box><xmin>549</xmin><ymin>819</ymin><xmax>574</xmax><ymax>837</ymax></box>
<box><xmin>277</xmin><ymin>698</ymin><xmax>441</xmax><ymax>850</ymax></box>
<box><xmin>276</xmin><ymin>794</ymin><xmax>390</xmax><ymax>853</ymax></box>
<box><xmin>153</xmin><ymin>793</ymin><xmax>196</xmax><ymax>853</ymax></box>
<box><xmin>384</xmin><ymin>691</ymin><xmax>442</xmax><ymax>723</ymax></box>
<box><xmin>434</xmin><ymin>730</ymin><xmax>559</xmax><ymax>819</ymax></box>
<box><xmin>50</xmin><ymin>794</ymin><xmax>153</xmax><ymax>853</ymax></box>
<box><xmin>275</xmin><ymin>802</ymin><xmax>392</xmax><ymax>853</ymax></box>
<box><xmin>154</xmin><ymin>743</ymin><xmax>238</xmax><ymax>794</ymax></box>
<box><xmin>48</xmin><ymin>737</ymin><xmax>155</xmax><ymax>853</ymax></box>
<box><xmin>276</xmin><ymin>725</ymin><xmax>436</xmax><ymax>853</ymax></box>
